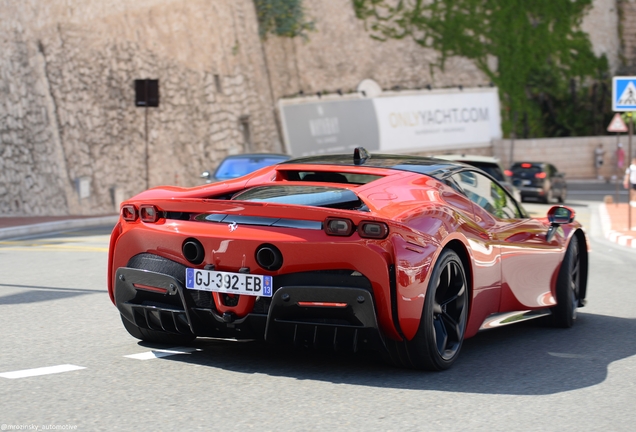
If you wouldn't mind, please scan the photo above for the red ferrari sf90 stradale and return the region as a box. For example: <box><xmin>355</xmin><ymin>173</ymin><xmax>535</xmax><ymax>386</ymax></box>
<box><xmin>108</xmin><ymin>148</ymin><xmax>588</xmax><ymax>371</ymax></box>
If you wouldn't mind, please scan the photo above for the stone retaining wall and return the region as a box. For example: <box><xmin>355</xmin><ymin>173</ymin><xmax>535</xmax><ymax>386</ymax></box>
<box><xmin>1</xmin><ymin>0</ymin><xmax>280</xmax><ymax>215</ymax></box>
<box><xmin>493</xmin><ymin>135</ymin><xmax>631</xmax><ymax>180</ymax></box>
<box><xmin>0</xmin><ymin>0</ymin><xmax>628</xmax><ymax>215</ymax></box>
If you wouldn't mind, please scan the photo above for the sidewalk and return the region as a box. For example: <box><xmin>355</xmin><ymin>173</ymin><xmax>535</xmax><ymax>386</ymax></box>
<box><xmin>599</xmin><ymin>203</ymin><xmax>636</xmax><ymax>248</ymax></box>
<box><xmin>0</xmin><ymin>215</ymin><xmax>119</xmax><ymax>240</ymax></box>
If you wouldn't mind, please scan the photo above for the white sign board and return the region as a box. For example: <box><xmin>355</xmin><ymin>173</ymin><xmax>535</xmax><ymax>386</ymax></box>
<box><xmin>279</xmin><ymin>88</ymin><xmax>502</xmax><ymax>157</ymax></box>
<box><xmin>613</xmin><ymin>77</ymin><xmax>636</xmax><ymax>112</ymax></box>
<box><xmin>607</xmin><ymin>113</ymin><xmax>628</xmax><ymax>133</ymax></box>
<box><xmin>372</xmin><ymin>89</ymin><xmax>501</xmax><ymax>153</ymax></box>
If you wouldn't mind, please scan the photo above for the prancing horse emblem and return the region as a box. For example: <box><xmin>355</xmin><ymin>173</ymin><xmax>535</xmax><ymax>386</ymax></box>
<box><xmin>228</xmin><ymin>222</ymin><xmax>238</xmax><ymax>232</ymax></box>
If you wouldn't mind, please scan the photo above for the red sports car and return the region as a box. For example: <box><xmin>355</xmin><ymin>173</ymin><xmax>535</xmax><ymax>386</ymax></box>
<box><xmin>108</xmin><ymin>148</ymin><xmax>588</xmax><ymax>371</ymax></box>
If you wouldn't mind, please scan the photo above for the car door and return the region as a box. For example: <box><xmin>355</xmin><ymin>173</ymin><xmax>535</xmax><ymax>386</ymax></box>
<box><xmin>450</xmin><ymin>170</ymin><xmax>564</xmax><ymax>312</ymax></box>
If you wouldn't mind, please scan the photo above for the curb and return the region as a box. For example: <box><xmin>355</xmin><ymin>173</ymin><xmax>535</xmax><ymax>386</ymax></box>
<box><xmin>598</xmin><ymin>204</ymin><xmax>636</xmax><ymax>248</ymax></box>
<box><xmin>0</xmin><ymin>216</ymin><xmax>119</xmax><ymax>240</ymax></box>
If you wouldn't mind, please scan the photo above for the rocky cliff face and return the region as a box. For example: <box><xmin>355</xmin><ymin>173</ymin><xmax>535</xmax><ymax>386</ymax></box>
<box><xmin>0</xmin><ymin>27</ymin><xmax>71</xmax><ymax>215</ymax></box>
<box><xmin>0</xmin><ymin>0</ymin><xmax>624</xmax><ymax>215</ymax></box>
<box><xmin>1</xmin><ymin>0</ymin><xmax>279</xmax><ymax>215</ymax></box>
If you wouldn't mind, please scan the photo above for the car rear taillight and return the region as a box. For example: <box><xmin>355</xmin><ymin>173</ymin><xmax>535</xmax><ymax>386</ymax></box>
<box><xmin>297</xmin><ymin>302</ymin><xmax>348</xmax><ymax>308</ymax></box>
<box><xmin>535</xmin><ymin>172</ymin><xmax>547</xmax><ymax>179</ymax></box>
<box><xmin>358</xmin><ymin>221</ymin><xmax>389</xmax><ymax>239</ymax></box>
<box><xmin>504</xmin><ymin>169</ymin><xmax>513</xmax><ymax>177</ymax></box>
<box><xmin>139</xmin><ymin>205</ymin><xmax>161</xmax><ymax>223</ymax></box>
<box><xmin>121</xmin><ymin>205</ymin><xmax>137</xmax><ymax>222</ymax></box>
<box><xmin>324</xmin><ymin>218</ymin><xmax>354</xmax><ymax>236</ymax></box>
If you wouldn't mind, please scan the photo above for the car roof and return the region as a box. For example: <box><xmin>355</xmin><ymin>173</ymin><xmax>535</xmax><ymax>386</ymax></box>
<box><xmin>281</xmin><ymin>152</ymin><xmax>467</xmax><ymax>181</ymax></box>
<box><xmin>433</xmin><ymin>154</ymin><xmax>503</xmax><ymax>165</ymax></box>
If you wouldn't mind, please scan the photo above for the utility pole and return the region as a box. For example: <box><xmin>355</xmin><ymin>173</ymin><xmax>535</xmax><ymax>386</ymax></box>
<box><xmin>629</xmin><ymin>113</ymin><xmax>633</xmax><ymax>230</ymax></box>
<box><xmin>611</xmin><ymin>77</ymin><xmax>636</xmax><ymax>231</ymax></box>
<box><xmin>134</xmin><ymin>79</ymin><xmax>159</xmax><ymax>190</ymax></box>
<box><xmin>509</xmin><ymin>111</ymin><xmax>517</xmax><ymax>168</ymax></box>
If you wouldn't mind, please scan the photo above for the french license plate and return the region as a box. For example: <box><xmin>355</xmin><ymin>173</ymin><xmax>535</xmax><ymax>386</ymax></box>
<box><xmin>185</xmin><ymin>268</ymin><xmax>273</xmax><ymax>297</ymax></box>
<box><xmin>522</xmin><ymin>180</ymin><xmax>531</xmax><ymax>186</ymax></box>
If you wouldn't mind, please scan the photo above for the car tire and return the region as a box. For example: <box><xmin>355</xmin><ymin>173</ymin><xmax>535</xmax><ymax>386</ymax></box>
<box><xmin>384</xmin><ymin>249</ymin><xmax>469</xmax><ymax>371</ymax></box>
<box><xmin>121</xmin><ymin>315</ymin><xmax>196</xmax><ymax>345</ymax></box>
<box><xmin>558</xmin><ymin>188</ymin><xmax>567</xmax><ymax>203</ymax></box>
<box><xmin>551</xmin><ymin>236</ymin><xmax>580</xmax><ymax>328</ymax></box>
<box><xmin>542</xmin><ymin>189</ymin><xmax>553</xmax><ymax>204</ymax></box>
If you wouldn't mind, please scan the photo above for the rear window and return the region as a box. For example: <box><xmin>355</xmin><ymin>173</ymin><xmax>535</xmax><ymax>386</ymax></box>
<box><xmin>278</xmin><ymin>170</ymin><xmax>382</xmax><ymax>185</ymax></box>
<box><xmin>231</xmin><ymin>186</ymin><xmax>367</xmax><ymax>210</ymax></box>
<box><xmin>459</xmin><ymin>161</ymin><xmax>505</xmax><ymax>181</ymax></box>
<box><xmin>511</xmin><ymin>163</ymin><xmax>542</xmax><ymax>176</ymax></box>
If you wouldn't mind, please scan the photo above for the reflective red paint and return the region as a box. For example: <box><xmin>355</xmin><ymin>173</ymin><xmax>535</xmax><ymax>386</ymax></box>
<box><xmin>108</xmin><ymin>154</ymin><xmax>589</xmax><ymax>370</ymax></box>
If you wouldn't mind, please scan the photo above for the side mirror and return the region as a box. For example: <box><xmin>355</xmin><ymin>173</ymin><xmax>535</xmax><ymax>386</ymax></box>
<box><xmin>547</xmin><ymin>205</ymin><xmax>575</xmax><ymax>224</ymax></box>
<box><xmin>546</xmin><ymin>206</ymin><xmax>575</xmax><ymax>241</ymax></box>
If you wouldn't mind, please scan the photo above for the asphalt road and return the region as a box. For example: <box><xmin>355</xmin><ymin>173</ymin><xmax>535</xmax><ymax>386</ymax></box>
<box><xmin>0</xmin><ymin>203</ymin><xmax>634</xmax><ymax>431</ymax></box>
<box><xmin>559</xmin><ymin>179</ymin><xmax>629</xmax><ymax>203</ymax></box>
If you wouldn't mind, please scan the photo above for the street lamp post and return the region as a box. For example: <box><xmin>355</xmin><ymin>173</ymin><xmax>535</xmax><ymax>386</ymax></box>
<box><xmin>134</xmin><ymin>79</ymin><xmax>160</xmax><ymax>190</ymax></box>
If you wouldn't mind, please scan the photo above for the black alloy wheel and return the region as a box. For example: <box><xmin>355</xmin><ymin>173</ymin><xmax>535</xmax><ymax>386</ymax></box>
<box><xmin>551</xmin><ymin>236</ymin><xmax>580</xmax><ymax>328</ymax></box>
<box><xmin>401</xmin><ymin>249</ymin><xmax>469</xmax><ymax>371</ymax></box>
<box><xmin>428</xmin><ymin>251</ymin><xmax>468</xmax><ymax>364</ymax></box>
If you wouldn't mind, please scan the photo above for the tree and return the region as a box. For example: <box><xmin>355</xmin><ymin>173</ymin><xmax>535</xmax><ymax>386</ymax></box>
<box><xmin>353</xmin><ymin>0</ymin><xmax>610</xmax><ymax>137</ymax></box>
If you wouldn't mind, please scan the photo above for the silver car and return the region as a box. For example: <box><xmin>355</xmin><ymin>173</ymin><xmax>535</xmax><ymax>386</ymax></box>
<box><xmin>433</xmin><ymin>154</ymin><xmax>522</xmax><ymax>202</ymax></box>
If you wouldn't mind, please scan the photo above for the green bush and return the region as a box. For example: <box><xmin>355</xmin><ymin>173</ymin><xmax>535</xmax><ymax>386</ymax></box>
<box><xmin>254</xmin><ymin>0</ymin><xmax>314</xmax><ymax>39</ymax></box>
<box><xmin>353</xmin><ymin>0</ymin><xmax>611</xmax><ymax>138</ymax></box>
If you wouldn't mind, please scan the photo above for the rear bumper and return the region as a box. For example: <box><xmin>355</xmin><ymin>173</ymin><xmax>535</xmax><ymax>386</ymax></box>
<box><xmin>518</xmin><ymin>187</ymin><xmax>546</xmax><ymax>198</ymax></box>
<box><xmin>115</xmin><ymin>266</ymin><xmax>385</xmax><ymax>352</ymax></box>
<box><xmin>110</xmin><ymin>222</ymin><xmax>401</xmax><ymax>341</ymax></box>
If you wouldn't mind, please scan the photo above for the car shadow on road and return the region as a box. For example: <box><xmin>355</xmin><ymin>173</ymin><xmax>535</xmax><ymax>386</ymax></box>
<box><xmin>0</xmin><ymin>283</ymin><xmax>99</xmax><ymax>305</ymax></box>
<box><xmin>140</xmin><ymin>311</ymin><xmax>634</xmax><ymax>395</ymax></box>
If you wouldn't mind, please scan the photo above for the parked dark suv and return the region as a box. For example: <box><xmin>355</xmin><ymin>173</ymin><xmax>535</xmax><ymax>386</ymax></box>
<box><xmin>509</xmin><ymin>162</ymin><xmax>567</xmax><ymax>203</ymax></box>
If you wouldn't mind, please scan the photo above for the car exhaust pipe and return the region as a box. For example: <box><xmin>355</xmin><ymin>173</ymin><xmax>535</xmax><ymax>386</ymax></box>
<box><xmin>182</xmin><ymin>238</ymin><xmax>205</xmax><ymax>264</ymax></box>
<box><xmin>255</xmin><ymin>244</ymin><xmax>283</xmax><ymax>271</ymax></box>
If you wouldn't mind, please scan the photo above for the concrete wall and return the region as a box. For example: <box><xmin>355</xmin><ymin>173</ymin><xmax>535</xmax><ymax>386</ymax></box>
<box><xmin>620</xmin><ymin>0</ymin><xmax>636</xmax><ymax>72</ymax></box>
<box><xmin>493</xmin><ymin>135</ymin><xmax>630</xmax><ymax>180</ymax></box>
<box><xmin>582</xmin><ymin>0</ymin><xmax>620</xmax><ymax>73</ymax></box>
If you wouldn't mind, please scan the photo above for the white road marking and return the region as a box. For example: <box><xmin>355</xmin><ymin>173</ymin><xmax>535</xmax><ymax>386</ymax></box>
<box><xmin>124</xmin><ymin>346</ymin><xmax>201</xmax><ymax>360</ymax></box>
<box><xmin>0</xmin><ymin>364</ymin><xmax>86</xmax><ymax>379</ymax></box>
<box><xmin>547</xmin><ymin>352</ymin><xmax>590</xmax><ymax>359</ymax></box>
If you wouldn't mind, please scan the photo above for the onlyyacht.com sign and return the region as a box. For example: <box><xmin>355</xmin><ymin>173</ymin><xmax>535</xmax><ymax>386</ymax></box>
<box><xmin>279</xmin><ymin>87</ymin><xmax>502</xmax><ymax>156</ymax></box>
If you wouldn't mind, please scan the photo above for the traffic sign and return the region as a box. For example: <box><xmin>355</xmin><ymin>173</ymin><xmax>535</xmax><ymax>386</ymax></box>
<box><xmin>613</xmin><ymin>77</ymin><xmax>636</xmax><ymax>111</ymax></box>
<box><xmin>607</xmin><ymin>113</ymin><xmax>628</xmax><ymax>133</ymax></box>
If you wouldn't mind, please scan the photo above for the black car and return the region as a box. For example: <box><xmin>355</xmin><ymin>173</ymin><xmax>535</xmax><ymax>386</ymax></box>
<box><xmin>509</xmin><ymin>162</ymin><xmax>567</xmax><ymax>203</ymax></box>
